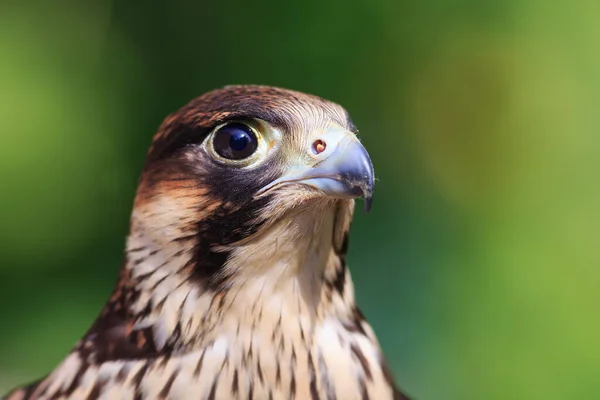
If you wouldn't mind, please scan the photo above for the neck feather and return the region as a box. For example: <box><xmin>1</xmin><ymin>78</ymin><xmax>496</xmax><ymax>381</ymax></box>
<box><xmin>83</xmin><ymin>200</ymin><xmax>357</xmax><ymax>360</ymax></box>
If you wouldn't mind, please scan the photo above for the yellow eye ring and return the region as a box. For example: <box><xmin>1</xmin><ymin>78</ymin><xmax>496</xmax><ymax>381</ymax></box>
<box><xmin>211</xmin><ymin>122</ymin><xmax>258</xmax><ymax>160</ymax></box>
<box><xmin>206</xmin><ymin>120</ymin><xmax>266</xmax><ymax>167</ymax></box>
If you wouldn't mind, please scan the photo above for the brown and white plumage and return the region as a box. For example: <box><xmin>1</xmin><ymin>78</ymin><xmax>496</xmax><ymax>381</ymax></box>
<box><xmin>5</xmin><ymin>85</ymin><xmax>410</xmax><ymax>400</ymax></box>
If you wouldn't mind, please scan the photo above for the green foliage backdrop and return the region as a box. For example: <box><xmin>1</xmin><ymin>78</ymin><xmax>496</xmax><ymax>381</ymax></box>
<box><xmin>1</xmin><ymin>0</ymin><xmax>599</xmax><ymax>398</ymax></box>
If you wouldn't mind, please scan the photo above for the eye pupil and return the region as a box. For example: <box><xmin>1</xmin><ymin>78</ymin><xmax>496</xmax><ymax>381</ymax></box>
<box><xmin>212</xmin><ymin>123</ymin><xmax>258</xmax><ymax>160</ymax></box>
<box><xmin>229</xmin><ymin>130</ymin><xmax>250</xmax><ymax>152</ymax></box>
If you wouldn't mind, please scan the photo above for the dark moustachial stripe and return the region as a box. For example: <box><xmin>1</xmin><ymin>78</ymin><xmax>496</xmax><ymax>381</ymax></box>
<box><xmin>141</xmin><ymin>117</ymin><xmax>280</xmax><ymax>290</ymax></box>
<box><xmin>190</xmin><ymin>194</ymin><xmax>273</xmax><ymax>290</ymax></box>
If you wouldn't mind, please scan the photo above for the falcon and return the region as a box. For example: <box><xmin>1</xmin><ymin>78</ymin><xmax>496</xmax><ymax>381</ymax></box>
<box><xmin>5</xmin><ymin>85</ymin><xmax>410</xmax><ymax>400</ymax></box>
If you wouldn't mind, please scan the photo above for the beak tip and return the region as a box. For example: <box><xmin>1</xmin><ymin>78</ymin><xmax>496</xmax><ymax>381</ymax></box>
<box><xmin>363</xmin><ymin>196</ymin><xmax>373</xmax><ymax>213</ymax></box>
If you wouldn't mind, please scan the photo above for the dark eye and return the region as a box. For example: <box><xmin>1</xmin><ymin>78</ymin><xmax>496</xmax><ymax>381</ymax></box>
<box><xmin>212</xmin><ymin>123</ymin><xmax>258</xmax><ymax>160</ymax></box>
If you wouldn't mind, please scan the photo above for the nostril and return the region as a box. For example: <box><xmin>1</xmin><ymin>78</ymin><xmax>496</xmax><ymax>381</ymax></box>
<box><xmin>313</xmin><ymin>139</ymin><xmax>326</xmax><ymax>155</ymax></box>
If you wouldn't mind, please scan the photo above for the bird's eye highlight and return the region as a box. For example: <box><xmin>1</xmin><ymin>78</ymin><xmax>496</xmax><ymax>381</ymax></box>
<box><xmin>211</xmin><ymin>123</ymin><xmax>259</xmax><ymax>161</ymax></box>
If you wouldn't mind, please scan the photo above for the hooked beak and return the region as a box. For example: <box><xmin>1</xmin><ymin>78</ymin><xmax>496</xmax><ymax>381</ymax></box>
<box><xmin>257</xmin><ymin>131</ymin><xmax>375</xmax><ymax>212</ymax></box>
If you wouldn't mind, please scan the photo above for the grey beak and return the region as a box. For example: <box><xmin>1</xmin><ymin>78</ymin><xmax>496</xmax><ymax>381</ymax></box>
<box><xmin>257</xmin><ymin>134</ymin><xmax>375</xmax><ymax>212</ymax></box>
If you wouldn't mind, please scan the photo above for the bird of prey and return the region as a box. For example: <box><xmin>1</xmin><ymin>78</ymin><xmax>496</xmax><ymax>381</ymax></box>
<box><xmin>5</xmin><ymin>85</ymin><xmax>410</xmax><ymax>400</ymax></box>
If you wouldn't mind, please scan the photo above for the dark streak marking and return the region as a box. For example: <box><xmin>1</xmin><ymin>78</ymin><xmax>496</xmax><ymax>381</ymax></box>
<box><xmin>132</xmin><ymin>256</ymin><xmax>148</xmax><ymax>266</ymax></box>
<box><xmin>158</xmin><ymin>371</ymin><xmax>177</xmax><ymax>399</ymax></box>
<box><xmin>231</xmin><ymin>369</ymin><xmax>239</xmax><ymax>395</ymax></box>
<box><xmin>331</xmin><ymin>260</ymin><xmax>346</xmax><ymax>295</ymax></box>
<box><xmin>131</xmin><ymin>363</ymin><xmax>149</xmax><ymax>389</ymax></box>
<box><xmin>193</xmin><ymin>349</ymin><xmax>206</xmax><ymax>376</ymax></box>
<box><xmin>359</xmin><ymin>379</ymin><xmax>369</xmax><ymax>400</ymax></box>
<box><xmin>64</xmin><ymin>362</ymin><xmax>87</xmax><ymax>396</ymax></box>
<box><xmin>291</xmin><ymin>346</ymin><xmax>297</xmax><ymax>366</ymax></box>
<box><xmin>128</xmin><ymin>246</ymin><xmax>147</xmax><ymax>253</ymax></box>
<box><xmin>350</xmin><ymin>307</ymin><xmax>368</xmax><ymax>336</ymax></box>
<box><xmin>308</xmin><ymin>352</ymin><xmax>318</xmax><ymax>400</ymax></box>
<box><xmin>207</xmin><ymin>376</ymin><xmax>219</xmax><ymax>400</ymax></box>
<box><xmin>336</xmin><ymin>231</ymin><xmax>350</xmax><ymax>257</ymax></box>
<box><xmin>351</xmin><ymin>343</ymin><xmax>373</xmax><ymax>381</ymax></box>
<box><xmin>116</xmin><ymin>364</ymin><xmax>129</xmax><ymax>383</ymax></box>
<box><xmin>257</xmin><ymin>357</ymin><xmax>264</xmax><ymax>384</ymax></box>
<box><xmin>6</xmin><ymin>376</ymin><xmax>46</xmax><ymax>400</ymax></box>
<box><xmin>86</xmin><ymin>376</ymin><xmax>106</xmax><ymax>400</ymax></box>
<box><xmin>149</xmin><ymin>272</ymin><xmax>171</xmax><ymax>291</ymax></box>
<box><xmin>290</xmin><ymin>373</ymin><xmax>296</xmax><ymax>399</ymax></box>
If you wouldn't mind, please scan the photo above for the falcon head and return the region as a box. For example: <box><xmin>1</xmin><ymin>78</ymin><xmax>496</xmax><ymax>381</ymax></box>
<box><xmin>132</xmin><ymin>85</ymin><xmax>374</xmax><ymax>290</ymax></box>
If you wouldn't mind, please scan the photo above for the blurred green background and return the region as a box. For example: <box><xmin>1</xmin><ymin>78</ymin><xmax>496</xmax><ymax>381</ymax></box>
<box><xmin>1</xmin><ymin>0</ymin><xmax>599</xmax><ymax>398</ymax></box>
